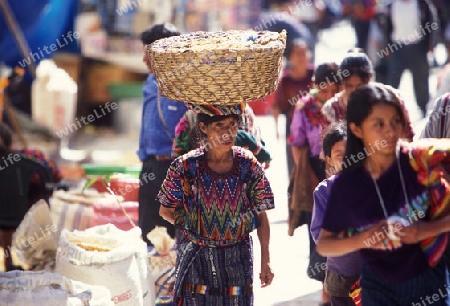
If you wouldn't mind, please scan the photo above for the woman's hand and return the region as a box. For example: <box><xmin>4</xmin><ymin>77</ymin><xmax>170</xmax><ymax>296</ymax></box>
<box><xmin>359</xmin><ymin>219</ymin><xmax>389</xmax><ymax>249</ymax></box>
<box><xmin>259</xmin><ymin>262</ymin><xmax>274</xmax><ymax>288</ymax></box>
<box><xmin>398</xmin><ymin>222</ymin><xmax>425</xmax><ymax>244</ymax></box>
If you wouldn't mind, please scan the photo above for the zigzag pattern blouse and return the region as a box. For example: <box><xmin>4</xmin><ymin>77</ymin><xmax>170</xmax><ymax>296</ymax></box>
<box><xmin>158</xmin><ymin>146</ymin><xmax>274</xmax><ymax>246</ymax></box>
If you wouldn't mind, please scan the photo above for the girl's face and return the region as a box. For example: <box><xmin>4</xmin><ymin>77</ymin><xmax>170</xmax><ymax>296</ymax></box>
<box><xmin>326</xmin><ymin>140</ymin><xmax>346</xmax><ymax>171</ymax></box>
<box><xmin>199</xmin><ymin>117</ymin><xmax>239</xmax><ymax>150</ymax></box>
<box><xmin>318</xmin><ymin>83</ymin><xmax>339</xmax><ymax>103</ymax></box>
<box><xmin>350</xmin><ymin>103</ymin><xmax>404</xmax><ymax>155</ymax></box>
<box><xmin>342</xmin><ymin>75</ymin><xmax>365</xmax><ymax>95</ymax></box>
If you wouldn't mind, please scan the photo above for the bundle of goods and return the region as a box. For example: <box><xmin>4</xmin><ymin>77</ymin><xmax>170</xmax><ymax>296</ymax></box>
<box><xmin>402</xmin><ymin>138</ymin><xmax>450</xmax><ymax>267</ymax></box>
<box><xmin>54</xmin><ymin>224</ymin><xmax>155</xmax><ymax>306</ymax></box>
<box><xmin>83</xmin><ymin>173</ymin><xmax>140</xmax><ymax>202</ymax></box>
<box><xmin>146</xmin><ymin>227</ymin><xmax>177</xmax><ymax>303</ymax></box>
<box><xmin>49</xmin><ymin>189</ymin><xmax>124</xmax><ymax>238</ymax></box>
<box><xmin>12</xmin><ymin>200</ymin><xmax>58</xmax><ymax>271</ymax></box>
<box><xmin>147</xmin><ymin>29</ymin><xmax>286</xmax><ymax>105</ymax></box>
<box><xmin>90</xmin><ymin>200</ymin><xmax>138</xmax><ymax>231</ymax></box>
<box><xmin>0</xmin><ymin>270</ymin><xmax>113</xmax><ymax>306</ymax></box>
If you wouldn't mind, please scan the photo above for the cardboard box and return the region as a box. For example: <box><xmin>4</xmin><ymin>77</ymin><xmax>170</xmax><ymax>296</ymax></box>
<box><xmin>53</xmin><ymin>53</ymin><xmax>82</xmax><ymax>82</ymax></box>
<box><xmin>84</xmin><ymin>62</ymin><xmax>144</xmax><ymax>103</ymax></box>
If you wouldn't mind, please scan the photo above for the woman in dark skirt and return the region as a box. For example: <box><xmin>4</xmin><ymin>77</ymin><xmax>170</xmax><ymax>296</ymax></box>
<box><xmin>158</xmin><ymin>103</ymin><xmax>275</xmax><ymax>305</ymax></box>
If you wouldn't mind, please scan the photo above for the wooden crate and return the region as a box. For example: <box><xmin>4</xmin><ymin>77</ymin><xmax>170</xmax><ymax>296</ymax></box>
<box><xmin>84</xmin><ymin>62</ymin><xmax>144</xmax><ymax>103</ymax></box>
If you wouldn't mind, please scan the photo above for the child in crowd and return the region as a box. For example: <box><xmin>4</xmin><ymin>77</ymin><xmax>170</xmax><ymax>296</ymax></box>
<box><xmin>288</xmin><ymin>62</ymin><xmax>340</xmax><ymax>236</ymax></box>
<box><xmin>321</xmin><ymin>49</ymin><xmax>415</xmax><ymax>140</ymax></box>
<box><xmin>311</xmin><ymin>121</ymin><xmax>361</xmax><ymax>306</ymax></box>
<box><xmin>321</xmin><ymin>50</ymin><xmax>373</xmax><ymax>124</ymax></box>
<box><xmin>317</xmin><ymin>83</ymin><xmax>450</xmax><ymax>305</ymax></box>
<box><xmin>273</xmin><ymin>39</ymin><xmax>314</xmax><ymax>175</ymax></box>
<box><xmin>288</xmin><ymin>62</ymin><xmax>340</xmax><ymax>306</ymax></box>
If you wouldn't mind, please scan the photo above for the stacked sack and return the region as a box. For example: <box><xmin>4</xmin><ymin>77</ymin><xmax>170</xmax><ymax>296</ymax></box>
<box><xmin>54</xmin><ymin>224</ymin><xmax>155</xmax><ymax>306</ymax></box>
<box><xmin>0</xmin><ymin>270</ymin><xmax>113</xmax><ymax>306</ymax></box>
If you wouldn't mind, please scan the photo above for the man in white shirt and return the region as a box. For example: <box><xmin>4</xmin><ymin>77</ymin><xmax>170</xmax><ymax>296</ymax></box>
<box><xmin>385</xmin><ymin>0</ymin><xmax>438</xmax><ymax>117</ymax></box>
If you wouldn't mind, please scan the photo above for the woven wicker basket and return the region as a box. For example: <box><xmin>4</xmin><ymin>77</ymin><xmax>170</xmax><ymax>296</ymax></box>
<box><xmin>147</xmin><ymin>30</ymin><xmax>286</xmax><ymax>105</ymax></box>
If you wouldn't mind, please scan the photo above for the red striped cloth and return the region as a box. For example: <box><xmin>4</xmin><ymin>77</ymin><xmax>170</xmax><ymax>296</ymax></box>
<box><xmin>402</xmin><ymin>138</ymin><xmax>450</xmax><ymax>267</ymax></box>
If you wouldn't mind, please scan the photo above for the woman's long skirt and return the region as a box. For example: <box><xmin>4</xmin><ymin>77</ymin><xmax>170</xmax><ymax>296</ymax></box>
<box><xmin>174</xmin><ymin>235</ymin><xmax>254</xmax><ymax>306</ymax></box>
<box><xmin>361</xmin><ymin>259</ymin><xmax>450</xmax><ymax>305</ymax></box>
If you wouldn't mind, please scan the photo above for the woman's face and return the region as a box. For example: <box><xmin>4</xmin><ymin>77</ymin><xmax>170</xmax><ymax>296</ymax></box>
<box><xmin>199</xmin><ymin>117</ymin><xmax>239</xmax><ymax>151</ymax></box>
<box><xmin>326</xmin><ymin>139</ymin><xmax>346</xmax><ymax>171</ymax></box>
<box><xmin>318</xmin><ymin>83</ymin><xmax>339</xmax><ymax>103</ymax></box>
<box><xmin>342</xmin><ymin>75</ymin><xmax>366</xmax><ymax>95</ymax></box>
<box><xmin>350</xmin><ymin>103</ymin><xmax>404</xmax><ymax>156</ymax></box>
<box><xmin>289</xmin><ymin>44</ymin><xmax>310</xmax><ymax>69</ymax></box>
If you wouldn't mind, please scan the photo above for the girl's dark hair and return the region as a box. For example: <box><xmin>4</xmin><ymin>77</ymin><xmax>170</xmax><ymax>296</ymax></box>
<box><xmin>322</xmin><ymin>121</ymin><xmax>347</xmax><ymax>158</ymax></box>
<box><xmin>344</xmin><ymin>84</ymin><xmax>406</xmax><ymax>172</ymax></box>
<box><xmin>340</xmin><ymin>51</ymin><xmax>373</xmax><ymax>83</ymax></box>
<box><xmin>140</xmin><ymin>23</ymin><xmax>180</xmax><ymax>45</ymax></box>
<box><xmin>191</xmin><ymin>114</ymin><xmax>240</xmax><ymax>148</ymax></box>
<box><xmin>314</xmin><ymin>62</ymin><xmax>340</xmax><ymax>86</ymax></box>
<box><xmin>0</xmin><ymin>122</ymin><xmax>12</xmax><ymax>153</ymax></box>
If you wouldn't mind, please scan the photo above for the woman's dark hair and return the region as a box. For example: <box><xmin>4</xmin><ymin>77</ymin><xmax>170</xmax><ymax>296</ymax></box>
<box><xmin>322</xmin><ymin>121</ymin><xmax>347</xmax><ymax>158</ymax></box>
<box><xmin>344</xmin><ymin>84</ymin><xmax>406</xmax><ymax>172</ymax></box>
<box><xmin>140</xmin><ymin>23</ymin><xmax>180</xmax><ymax>45</ymax></box>
<box><xmin>314</xmin><ymin>62</ymin><xmax>340</xmax><ymax>86</ymax></box>
<box><xmin>191</xmin><ymin>114</ymin><xmax>240</xmax><ymax>148</ymax></box>
<box><xmin>340</xmin><ymin>51</ymin><xmax>373</xmax><ymax>83</ymax></box>
<box><xmin>0</xmin><ymin>122</ymin><xmax>13</xmax><ymax>153</ymax></box>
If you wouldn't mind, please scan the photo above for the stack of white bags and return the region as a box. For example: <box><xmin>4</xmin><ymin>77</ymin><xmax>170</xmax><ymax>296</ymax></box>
<box><xmin>1</xmin><ymin>201</ymin><xmax>155</xmax><ymax>306</ymax></box>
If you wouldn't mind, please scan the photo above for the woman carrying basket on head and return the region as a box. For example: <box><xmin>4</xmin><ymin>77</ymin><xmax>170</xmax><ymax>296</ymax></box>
<box><xmin>157</xmin><ymin>103</ymin><xmax>275</xmax><ymax>305</ymax></box>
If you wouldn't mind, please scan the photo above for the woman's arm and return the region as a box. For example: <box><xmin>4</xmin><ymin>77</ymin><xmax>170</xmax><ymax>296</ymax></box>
<box><xmin>399</xmin><ymin>214</ymin><xmax>450</xmax><ymax>244</ymax></box>
<box><xmin>159</xmin><ymin>206</ymin><xmax>175</xmax><ymax>224</ymax></box>
<box><xmin>310</xmin><ymin>182</ymin><xmax>328</xmax><ymax>244</ymax></box>
<box><xmin>317</xmin><ymin>220</ymin><xmax>388</xmax><ymax>256</ymax></box>
<box><xmin>257</xmin><ymin>211</ymin><xmax>274</xmax><ymax>288</ymax></box>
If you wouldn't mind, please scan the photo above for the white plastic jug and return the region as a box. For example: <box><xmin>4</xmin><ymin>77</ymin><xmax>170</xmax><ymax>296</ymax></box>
<box><xmin>32</xmin><ymin>60</ymin><xmax>78</xmax><ymax>135</ymax></box>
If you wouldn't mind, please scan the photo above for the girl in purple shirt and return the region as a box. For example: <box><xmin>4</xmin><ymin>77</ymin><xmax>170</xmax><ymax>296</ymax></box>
<box><xmin>311</xmin><ymin>121</ymin><xmax>362</xmax><ymax>306</ymax></box>
<box><xmin>317</xmin><ymin>83</ymin><xmax>450</xmax><ymax>305</ymax></box>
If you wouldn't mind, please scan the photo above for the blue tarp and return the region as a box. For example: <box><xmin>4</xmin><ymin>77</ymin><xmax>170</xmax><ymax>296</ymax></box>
<box><xmin>0</xmin><ymin>0</ymin><xmax>79</xmax><ymax>81</ymax></box>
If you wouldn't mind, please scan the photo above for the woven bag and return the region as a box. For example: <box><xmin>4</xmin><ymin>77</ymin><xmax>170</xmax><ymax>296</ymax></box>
<box><xmin>147</xmin><ymin>30</ymin><xmax>286</xmax><ymax>105</ymax></box>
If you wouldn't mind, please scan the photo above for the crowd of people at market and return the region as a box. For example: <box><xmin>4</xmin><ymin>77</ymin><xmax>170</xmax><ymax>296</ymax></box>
<box><xmin>2</xmin><ymin>0</ymin><xmax>450</xmax><ymax>305</ymax></box>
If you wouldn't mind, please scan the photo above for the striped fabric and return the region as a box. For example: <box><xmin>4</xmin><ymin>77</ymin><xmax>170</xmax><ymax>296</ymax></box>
<box><xmin>158</xmin><ymin>146</ymin><xmax>274</xmax><ymax>245</ymax></box>
<box><xmin>402</xmin><ymin>138</ymin><xmax>450</xmax><ymax>267</ymax></box>
<box><xmin>173</xmin><ymin>235</ymin><xmax>254</xmax><ymax>305</ymax></box>
<box><xmin>187</xmin><ymin>102</ymin><xmax>246</xmax><ymax>116</ymax></box>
